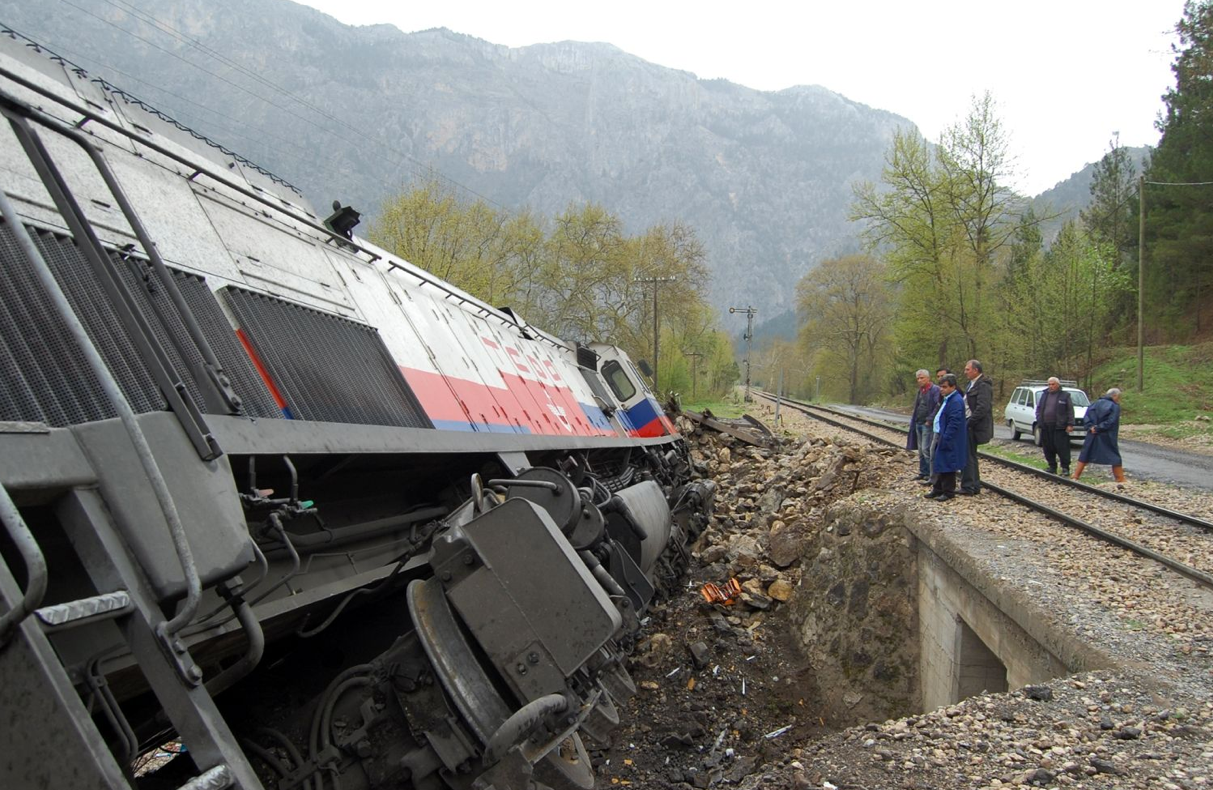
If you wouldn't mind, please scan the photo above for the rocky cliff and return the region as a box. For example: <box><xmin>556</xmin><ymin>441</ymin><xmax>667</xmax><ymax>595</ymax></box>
<box><xmin>1</xmin><ymin>0</ymin><xmax>913</xmax><ymax>318</ymax></box>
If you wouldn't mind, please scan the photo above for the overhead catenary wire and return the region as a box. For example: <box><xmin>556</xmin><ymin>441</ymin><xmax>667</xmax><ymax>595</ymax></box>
<box><xmin>1144</xmin><ymin>179</ymin><xmax>1213</xmax><ymax>186</ymax></box>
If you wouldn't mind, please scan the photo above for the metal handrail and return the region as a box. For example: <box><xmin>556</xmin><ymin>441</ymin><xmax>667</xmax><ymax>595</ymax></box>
<box><xmin>0</xmin><ymin>481</ymin><xmax>48</xmax><ymax>646</ymax></box>
<box><xmin>0</xmin><ymin>186</ymin><xmax>203</xmax><ymax>637</ymax></box>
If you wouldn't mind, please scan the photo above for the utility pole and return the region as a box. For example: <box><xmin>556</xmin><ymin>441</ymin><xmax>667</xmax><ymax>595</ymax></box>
<box><xmin>1132</xmin><ymin>176</ymin><xmax>1213</xmax><ymax>391</ymax></box>
<box><xmin>816</xmin><ymin>376</ymin><xmax>821</xmax><ymax>402</ymax></box>
<box><xmin>635</xmin><ymin>276</ymin><xmax>676</xmax><ymax>392</ymax></box>
<box><xmin>774</xmin><ymin>368</ymin><xmax>784</xmax><ymax>425</ymax></box>
<box><xmin>729</xmin><ymin>305</ymin><xmax>758</xmax><ymax>402</ymax></box>
<box><xmin>1137</xmin><ymin>174</ymin><xmax>1145</xmax><ymax>393</ymax></box>
<box><xmin>684</xmin><ymin>350</ymin><xmax>703</xmax><ymax>400</ymax></box>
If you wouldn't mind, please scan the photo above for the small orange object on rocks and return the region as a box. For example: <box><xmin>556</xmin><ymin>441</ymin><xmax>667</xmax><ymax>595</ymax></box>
<box><xmin>700</xmin><ymin>577</ymin><xmax>742</xmax><ymax>605</ymax></box>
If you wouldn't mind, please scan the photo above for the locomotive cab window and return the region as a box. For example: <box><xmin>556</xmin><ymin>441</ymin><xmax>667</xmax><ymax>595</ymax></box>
<box><xmin>602</xmin><ymin>360</ymin><xmax>637</xmax><ymax>402</ymax></box>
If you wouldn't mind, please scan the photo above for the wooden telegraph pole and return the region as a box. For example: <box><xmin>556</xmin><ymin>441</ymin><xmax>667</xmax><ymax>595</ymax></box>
<box><xmin>635</xmin><ymin>276</ymin><xmax>676</xmax><ymax>392</ymax></box>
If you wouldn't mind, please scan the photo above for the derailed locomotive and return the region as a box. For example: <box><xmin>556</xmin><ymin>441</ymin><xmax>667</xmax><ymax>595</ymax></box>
<box><xmin>0</xmin><ymin>29</ymin><xmax>714</xmax><ymax>790</ymax></box>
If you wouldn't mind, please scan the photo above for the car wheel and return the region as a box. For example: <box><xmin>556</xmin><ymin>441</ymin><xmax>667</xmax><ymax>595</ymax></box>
<box><xmin>1009</xmin><ymin>420</ymin><xmax>1021</xmax><ymax>441</ymax></box>
<box><xmin>1032</xmin><ymin>424</ymin><xmax>1043</xmax><ymax>446</ymax></box>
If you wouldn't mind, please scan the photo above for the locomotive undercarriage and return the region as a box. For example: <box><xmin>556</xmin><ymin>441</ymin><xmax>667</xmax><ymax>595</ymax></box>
<box><xmin>3</xmin><ymin>428</ymin><xmax>714</xmax><ymax>790</ymax></box>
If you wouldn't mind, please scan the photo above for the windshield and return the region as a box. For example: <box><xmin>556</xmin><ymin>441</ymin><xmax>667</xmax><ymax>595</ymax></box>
<box><xmin>602</xmin><ymin>360</ymin><xmax>636</xmax><ymax>402</ymax></box>
<box><xmin>1065</xmin><ymin>389</ymin><xmax>1090</xmax><ymax>407</ymax></box>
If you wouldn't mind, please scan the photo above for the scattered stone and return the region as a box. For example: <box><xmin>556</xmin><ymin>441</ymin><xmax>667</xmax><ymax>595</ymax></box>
<box><xmin>767</xmin><ymin>579</ymin><xmax>794</xmax><ymax>601</ymax></box>
<box><xmin>1022</xmin><ymin>685</ymin><xmax>1054</xmax><ymax>702</ymax></box>
<box><xmin>767</xmin><ymin>521</ymin><xmax>806</xmax><ymax>567</ymax></box>
<box><xmin>687</xmin><ymin>641</ymin><xmax>710</xmax><ymax>670</ymax></box>
<box><xmin>1113</xmin><ymin>726</ymin><xmax>1142</xmax><ymax>740</ymax></box>
<box><xmin>740</xmin><ymin>591</ymin><xmax>771</xmax><ymax>610</ymax></box>
<box><xmin>660</xmin><ymin>732</ymin><xmax>695</xmax><ymax>750</ymax></box>
<box><xmin>724</xmin><ymin>756</ymin><xmax>757</xmax><ymax>783</ymax></box>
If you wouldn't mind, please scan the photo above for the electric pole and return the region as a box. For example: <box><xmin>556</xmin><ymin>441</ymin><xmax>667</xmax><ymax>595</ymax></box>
<box><xmin>636</xmin><ymin>276</ymin><xmax>676</xmax><ymax>393</ymax></box>
<box><xmin>729</xmin><ymin>305</ymin><xmax>758</xmax><ymax>402</ymax></box>
<box><xmin>1137</xmin><ymin>174</ymin><xmax>1145</xmax><ymax>393</ymax></box>
<box><xmin>774</xmin><ymin>368</ymin><xmax>784</xmax><ymax>425</ymax></box>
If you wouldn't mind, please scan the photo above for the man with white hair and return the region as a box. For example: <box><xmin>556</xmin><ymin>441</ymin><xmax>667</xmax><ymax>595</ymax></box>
<box><xmin>1074</xmin><ymin>388</ymin><xmax>1126</xmax><ymax>483</ymax></box>
<box><xmin>906</xmin><ymin>369</ymin><xmax>941</xmax><ymax>483</ymax></box>
<box><xmin>1034</xmin><ymin>376</ymin><xmax>1075</xmax><ymax>476</ymax></box>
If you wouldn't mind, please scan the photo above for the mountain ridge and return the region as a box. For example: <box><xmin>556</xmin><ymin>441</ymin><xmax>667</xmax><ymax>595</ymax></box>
<box><xmin>0</xmin><ymin>0</ymin><xmax>1104</xmax><ymax>325</ymax></box>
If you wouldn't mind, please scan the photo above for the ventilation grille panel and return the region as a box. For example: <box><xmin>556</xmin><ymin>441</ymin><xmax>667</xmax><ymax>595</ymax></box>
<box><xmin>223</xmin><ymin>286</ymin><xmax>432</xmax><ymax>429</ymax></box>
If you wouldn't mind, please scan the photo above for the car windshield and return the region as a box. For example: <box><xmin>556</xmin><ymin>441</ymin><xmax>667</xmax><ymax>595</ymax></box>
<box><xmin>1065</xmin><ymin>389</ymin><xmax>1090</xmax><ymax>407</ymax></box>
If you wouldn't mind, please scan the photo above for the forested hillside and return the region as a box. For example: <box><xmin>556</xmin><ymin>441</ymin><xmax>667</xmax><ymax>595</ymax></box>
<box><xmin>732</xmin><ymin>2</ymin><xmax>1213</xmax><ymax>406</ymax></box>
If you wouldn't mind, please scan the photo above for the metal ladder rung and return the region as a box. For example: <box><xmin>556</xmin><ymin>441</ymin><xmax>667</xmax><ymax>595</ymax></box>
<box><xmin>174</xmin><ymin>765</ymin><xmax>233</xmax><ymax>790</ymax></box>
<box><xmin>35</xmin><ymin>590</ymin><xmax>131</xmax><ymax>630</ymax></box>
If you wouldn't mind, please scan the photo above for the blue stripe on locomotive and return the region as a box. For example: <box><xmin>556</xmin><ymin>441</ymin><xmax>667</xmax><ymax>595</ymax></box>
<box><xmin>623</xmin><ymin>396</ymin><xmax>661</xmax><ymax>432</ymax></box>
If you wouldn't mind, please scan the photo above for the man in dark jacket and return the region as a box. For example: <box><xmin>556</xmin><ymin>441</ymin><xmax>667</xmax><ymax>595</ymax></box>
<box><xmin>960</xmin><ymin>359</ymin><xmax>993</xmax><ymax>495</ymax></box>
<box><xmin>906</xmin><ymin>369</ymin><xmax>941</xmax><ymax>483</ymax></box>
<box><xmin>1034</xmin><ymin>377</ymin><xmax>1075</xmax><ymax>476</ymax></box>
<box><xmin>927</xmin><ymin>374</ymin><xmax>966</xmax><ymax>500</ymax></box>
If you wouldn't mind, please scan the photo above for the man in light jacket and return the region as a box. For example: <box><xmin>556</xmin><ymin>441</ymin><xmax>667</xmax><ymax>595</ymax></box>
<box><xmin>906</xmin><ymin>369</ymin><xmax>941</xmax><ymax>484</ymax></box>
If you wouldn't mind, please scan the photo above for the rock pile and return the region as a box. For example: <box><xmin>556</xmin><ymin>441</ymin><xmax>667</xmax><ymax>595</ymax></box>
<box><xmin>598</xmin><ymin>410</ymin><xmax>1213</xmax><ymax>790</ymax></box>
<box><xmin>593</xmin><ymin>418</ymin><xmax>907</xmax><ymax>787</ymax></box>
<box><xmin>687</xmin><ymin>424</ymin><xmax>905</xmax><ymax>614</ymax></box>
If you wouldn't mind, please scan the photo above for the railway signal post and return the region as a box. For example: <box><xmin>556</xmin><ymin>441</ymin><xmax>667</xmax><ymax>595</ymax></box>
<box><xmin>729</xmin><ymin>305</ymin><xmax>758</xmax><ymax>402</ymax></box>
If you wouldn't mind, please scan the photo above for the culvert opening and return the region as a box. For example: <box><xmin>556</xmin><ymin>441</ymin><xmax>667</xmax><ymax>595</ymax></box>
<box><xmin>793</xmin><ymin>493</ymin><xmax>1064</xmax><ymax>728</ymax></box>
<box><xmin>956</xmin><ymin>617</ymin><xmax>1010</xmax><ymax>700</ymax></box>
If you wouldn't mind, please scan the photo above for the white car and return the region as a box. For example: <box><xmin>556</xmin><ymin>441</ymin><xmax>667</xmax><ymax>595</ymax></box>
<box><xmin>1003</xmin><ymin>382</ymin><xmax>1089</xmax><ymax>446</ymax></box>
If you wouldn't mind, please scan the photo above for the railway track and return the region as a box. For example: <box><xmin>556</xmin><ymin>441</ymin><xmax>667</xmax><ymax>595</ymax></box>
<box><xmin>756</xmin><ymin>392</ymin><xmax>1213</xmax><ymax>591</ymax></box>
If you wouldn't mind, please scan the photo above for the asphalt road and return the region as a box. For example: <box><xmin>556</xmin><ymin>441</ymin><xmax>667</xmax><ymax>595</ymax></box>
<box><xmin>826</xmin><ymin>403</ymin><xmax>1213</xmax><ymax>491</ymax></box>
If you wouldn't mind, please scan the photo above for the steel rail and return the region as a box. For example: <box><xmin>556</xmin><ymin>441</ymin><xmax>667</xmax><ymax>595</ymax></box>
<box><xmin>772</xmin><ymin>395</ymin><xmax>1213</xmax><ymax>533</ymax></box>
<box><xmin>757</xmin><ymin>392</ymin><xmax>1213</xmax><ymax>591</ymax></box>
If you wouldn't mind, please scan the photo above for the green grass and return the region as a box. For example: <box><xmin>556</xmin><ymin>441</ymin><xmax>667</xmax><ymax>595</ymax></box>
<box><xmin>981</xmin><ymin>442</ymin><xmax>1051</xmax><ymax>468</ymax></box>
<box><xmin>681</xmin><ymin>397</ymin><xmax>749</xmax><ymax>419</ymax></box>
<box><xmin>1087</xmin><ymin>342</ymin><xmax>1213</xmax><ymax>426</ymax></box>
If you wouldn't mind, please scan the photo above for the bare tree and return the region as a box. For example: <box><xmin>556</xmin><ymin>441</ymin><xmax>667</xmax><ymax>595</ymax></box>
<box><xmin>797</xmin><ymin>255</ymin><xmax>894</xmax><ymax>403</ymax></box>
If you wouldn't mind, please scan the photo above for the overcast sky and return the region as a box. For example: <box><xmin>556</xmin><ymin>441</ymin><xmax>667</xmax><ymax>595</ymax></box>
<box><xmin>296</xmin><ymin>0</ymin><xmax>1183</xmax><ymax>196</ymax></box>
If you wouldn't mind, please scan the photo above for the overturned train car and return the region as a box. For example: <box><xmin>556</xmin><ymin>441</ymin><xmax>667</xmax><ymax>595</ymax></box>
<box><xmin>0</xmin><ymin>31</ymin><xmax>715</xmax><ymax>790</ymax></box>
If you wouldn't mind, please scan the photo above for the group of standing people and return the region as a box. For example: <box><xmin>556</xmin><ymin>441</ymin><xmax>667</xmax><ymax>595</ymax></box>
<box><xmin>908</xmin><ymin>368</ymin><xmax>1126</xmax><ymax>498</ymax></box>
<box><xmin>906</xmin><ymin>360</ymin><xmax>994</xmax><ymax>501</ymax></box>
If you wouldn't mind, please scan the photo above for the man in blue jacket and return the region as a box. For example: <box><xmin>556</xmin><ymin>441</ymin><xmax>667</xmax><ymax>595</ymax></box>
<box><xmin>906</xmin><ymin>369</ymin><xmax>941</xmax><ymax>484</ymax></box>
<box><xmin>927</xmin><ymin>374</ymin><xmax>966</xmax><ymax>501</ymax></box>
<box><xmin>1073</xmin><ymin>389</ymin><xmax>1126</xmax><ymax>483</ymax></box>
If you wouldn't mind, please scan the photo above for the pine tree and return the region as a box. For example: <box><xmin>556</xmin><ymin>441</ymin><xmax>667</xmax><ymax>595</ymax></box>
<box><xmin>1147</xmin><ymin>1</ymin><xmax>1213</xmax><ymax>334</ymax></box>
